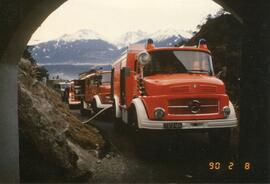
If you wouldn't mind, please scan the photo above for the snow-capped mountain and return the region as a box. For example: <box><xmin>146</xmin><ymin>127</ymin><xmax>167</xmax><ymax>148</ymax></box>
<box><xmin>30</xmin><ymin>36</ymin><xmax>121</xmax><ymax>65</ymax></box>
<box><xmin>30</xmin><ymin>28</ymin><xmax>192</xmax><ymax>65</ymax></box>
<box><xmin>58</xmin><ymin>29</ymin><xmax>105</xmax><ymax>43</ymax></box>
<box><xmin>150</xmin><ymin>28</ymin><xmax>192</xmax><ymax>42</ymax></box>
<box><xmin>114</xmin><ymin>30</ymin><xmax>150</xmax><ymax>48</ymax></box>
<box><xmin>29</xmin><ymin>28</ymin><xmax>192</xmax><ymax>79</ymax></box>
<box><xmin>115</xmin><ymin>28</ymin><xmax>192</xmax><ymax>48</ymax></box>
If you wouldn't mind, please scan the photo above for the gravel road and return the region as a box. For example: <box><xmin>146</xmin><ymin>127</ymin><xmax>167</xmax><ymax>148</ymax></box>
<box><xmin>71</xmin><ymin>109</ymin><xmax>239</xmax><ymax>183</ymax></box>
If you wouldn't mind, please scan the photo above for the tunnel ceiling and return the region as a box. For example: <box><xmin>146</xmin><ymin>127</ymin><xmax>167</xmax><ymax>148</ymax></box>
<box><xmin>213</xmin><ymin>0</ymin><xmax>243</xmax><ymax>22</ymax></box>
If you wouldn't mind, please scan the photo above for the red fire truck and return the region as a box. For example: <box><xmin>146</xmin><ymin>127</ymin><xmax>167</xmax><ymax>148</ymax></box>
<box><xmin>79</xmin><ymin>70</ymin><xmax>112</xmax><ymax>115</ymax></box>
<box><xmin>68</xmin><ymin>79</ymin><xmax>83</xmax><ymax>109</ymax></box>
<box><xmin>111</xmin><ymin>39</ymin><xmax>237</xmax><ymax>150</ymax></box>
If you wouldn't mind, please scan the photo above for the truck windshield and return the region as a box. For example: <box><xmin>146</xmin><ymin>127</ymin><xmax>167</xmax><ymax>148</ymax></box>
<box><xmin>143</xmin><ymin>50</ymin><xmax>213</xmax><ymax>77</ymax></box>
<box><xmin>101</xmin><ymin>72</ymin><xmax>111</xmax><ymax>84</ymax></box>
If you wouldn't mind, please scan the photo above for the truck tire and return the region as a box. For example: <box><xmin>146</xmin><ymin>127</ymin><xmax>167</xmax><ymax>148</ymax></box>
<box><xmin>208</xmin><ymin>128</ymin><xmax>231</xmax><ymax>153</ymax></box>
<box><xmin>112</xmin><ymin>100</ymin><xmax>123</xmax><ymax>133</ymax></box>
<box><xmin>68</xmin><ymin>102</ymin><xmax>73</xmax><ymax>109</ymax></box>
<box><xmin>91</xmin><ymin>99</ymin><xmax>99</xmax><ymax>114</ymax></box>
<box><xmin>129</xmin><ymin>107</ymin><xmax>152</xmax><ymax>157</ymax></box>
<box><xmin>113</xmin><ymin>117</ymin><xmax>123</xmax><ymax>133</ymax></box>
<box><xmin>80</xmin><ymin>99</ymin><xmax>88</xmax><ymax>116</ymax></box>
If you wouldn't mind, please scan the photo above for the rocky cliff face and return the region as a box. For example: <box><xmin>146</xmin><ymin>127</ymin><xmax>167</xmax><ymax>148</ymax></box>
<box><xmin>18</xmin><ymin>58</ymin><xmax>106</xmax><ymax>182</ymax></box>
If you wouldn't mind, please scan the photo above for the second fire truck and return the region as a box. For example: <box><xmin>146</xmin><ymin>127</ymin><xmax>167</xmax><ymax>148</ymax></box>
<box><xmin>79</xmin><ymin>69</ymin><xmax>112</xmax><ymax>114</ymax></box>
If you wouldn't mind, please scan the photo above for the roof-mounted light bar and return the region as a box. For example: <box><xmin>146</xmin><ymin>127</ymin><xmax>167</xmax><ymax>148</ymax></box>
<box><xmin>198</xmin><ymin>38</ymin><xmax>208</xmax><ymax>49</ymax></box>
<box><xmin>145</xmin><ymin>38</ymin><xmax>155</xmax><ymax>50</ymax></box>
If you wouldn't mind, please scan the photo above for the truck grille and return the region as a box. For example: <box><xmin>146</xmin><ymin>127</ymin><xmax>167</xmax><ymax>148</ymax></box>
<box><xmin>170</xmin><ymin>85</ymin><xmax>190</xmax><ymax>93</ymax></box>
<box><xmin>168</xmin><ymin>98</ymin><xmax>219</xmax><ymax>115</ymax></box>
<box><xmin>170</xmin><ymin>85</ymin><xmax>217</xmax><ymax>94</ymax></box>
<box><xmin>199</xmin><ymin>85</ymin><xmax>217</xmax><ymax>93</ymax></box>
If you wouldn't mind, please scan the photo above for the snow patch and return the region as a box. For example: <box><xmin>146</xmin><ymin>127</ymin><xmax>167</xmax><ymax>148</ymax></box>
<box><xmin>114</xmin><ymin>30</ymin><xmax>150</xmax><ymax>48</ymax></box>
<box><xmin>150</xmin><ymin>28</ymin><xmax>192</xmax><ymax>42</ymax></box>
<box><xmin>114</xmin><ymin>28</ymin><xmax>192</xmax><ymax>48</ymax></box>
<box><xmin>58</xmin><ymin>29</ymin><xmax>105</xmax><ymax>43</ymax></box>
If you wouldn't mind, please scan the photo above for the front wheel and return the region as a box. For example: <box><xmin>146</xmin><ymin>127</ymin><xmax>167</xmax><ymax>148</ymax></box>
<box><xmin>91</xmin><ymin>99</ymin><xmax>99</xmax><ymax>114</ymax></box>
<box><xmin>129</xmin><ymin>107</ymin><xmax>153</xmax><ymax>157</ymax></box>
<box><xmin>68</xmin><ymin>101</ymin><xmax>74</xmax><ymax>109</ymax></box>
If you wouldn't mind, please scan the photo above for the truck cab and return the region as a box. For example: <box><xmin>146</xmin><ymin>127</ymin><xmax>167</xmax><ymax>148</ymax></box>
<box><xmin>79</xmin><ymin>70</ymin><xmax>112</xmax><ymax>114</ymax></box>
<box><xmin>111</xmin><ymin>39</ymin><xmax>237</xmax><ymax>151</ymax></box>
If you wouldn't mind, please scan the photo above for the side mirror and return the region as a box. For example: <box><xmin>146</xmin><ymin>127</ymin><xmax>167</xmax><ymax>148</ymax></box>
<box><xmin>94</xmin><ymin>75</ymin><xmax>102</xmax><ymax>85</ymax></box>
<box><xmin>216</xmin><ymin>67</ymin><xmax>227</xmax><ymax>78</ymax></box>
<box><xmin>216</xmin><ymin>70</ymin><xmax>223</xmax><ymax>78</ymax></box>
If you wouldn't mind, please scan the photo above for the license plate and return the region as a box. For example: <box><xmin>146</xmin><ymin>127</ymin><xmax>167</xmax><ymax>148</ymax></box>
<box><xmin>191</xmin><ymin>122</ymin><xmax>203</xmax><ymax>127</ymax></box>
<box><xmin>163</xmin><ymin>122</ymin><xmax>183</xmax><ymax>129</ymax></box>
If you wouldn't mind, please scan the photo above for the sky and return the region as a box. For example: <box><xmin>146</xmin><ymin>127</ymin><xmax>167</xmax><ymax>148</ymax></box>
<box><xmin>28</xmin><ymin>0</ymin><xmax>222</xmax><ymax>45</ymax></box>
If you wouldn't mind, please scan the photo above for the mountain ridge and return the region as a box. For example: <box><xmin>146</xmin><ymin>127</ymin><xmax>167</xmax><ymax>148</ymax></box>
<box><xmin>29</xmin><ymin>28</ymin><xmax>192</xmax><ymax>79</ymax></box>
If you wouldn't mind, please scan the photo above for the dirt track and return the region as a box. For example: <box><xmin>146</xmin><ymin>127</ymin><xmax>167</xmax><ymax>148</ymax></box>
<box><xmin>71</xmin><ymin>109</ymin><xmax>240</xmax><ymax>183</ymax></box>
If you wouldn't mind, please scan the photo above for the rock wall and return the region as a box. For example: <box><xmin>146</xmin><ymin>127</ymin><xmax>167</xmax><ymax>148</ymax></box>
<box><xmin>18</xmin><ymin>58</ymin><xmax>106</xmax><ymax>182</ymax></box>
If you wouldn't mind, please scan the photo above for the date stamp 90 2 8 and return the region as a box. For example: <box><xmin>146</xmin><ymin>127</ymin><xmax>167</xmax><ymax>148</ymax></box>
<box><xmin>209</xmin><ymin>162</ymin><xmax>251</xmax><ymax>171</ymax></box>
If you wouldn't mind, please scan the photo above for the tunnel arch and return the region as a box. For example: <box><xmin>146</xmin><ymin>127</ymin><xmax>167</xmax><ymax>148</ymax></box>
<box><xmin>1</xmin><ymin>0</ymin><xmax>242</xmax><ymax>66</ymax></box>
<box><xmin>0</xmin><ymin>0</ymin><xmax>268</xmax><ymax>182</ymax></box>
<box><xmin>2</xmin><ymin>0</ymin><xmax>67</xmax><ymax>65</ymax></box>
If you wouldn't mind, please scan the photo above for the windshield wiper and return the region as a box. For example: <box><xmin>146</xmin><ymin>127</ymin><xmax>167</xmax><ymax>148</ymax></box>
<box><xmin>187</xmin><ymin>69</ymin><xmax>210</xmax><ymax>74</ymax></box>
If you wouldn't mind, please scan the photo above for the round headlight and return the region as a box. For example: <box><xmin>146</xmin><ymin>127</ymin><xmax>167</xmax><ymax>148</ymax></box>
<box><xmin>137</xmin><ymin>51</ymin><xmax>151</xmax><ymax>65</ymax></box>
<box><xmin>154</xmin><ymin>108</ymin><xmax>165</xmax><ymax>120</ymax></box>
<box><xmin>223</xmin><ymin>106</ymin><xmax>231</xmax><ymax>118</ymax></box>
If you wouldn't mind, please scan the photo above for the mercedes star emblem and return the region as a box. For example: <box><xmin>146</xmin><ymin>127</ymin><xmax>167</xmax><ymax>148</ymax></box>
<box><xmin>189</xmin><ymin>100</ymin><xmax>201</xmax><ymax>114</ymax></box>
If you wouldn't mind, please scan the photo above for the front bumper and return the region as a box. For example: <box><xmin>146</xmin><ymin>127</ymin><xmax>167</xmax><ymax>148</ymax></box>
<box><xmin>68</xmin><ymin>99</ymin><xmax>81</xmax><ymax>105</ymax></box>
<box><xmin>132</xmin><ymin>98</ymin><xmax>238</xmax><ymax>130</ymax></box>
<box><xmin>140</xmin><ymin>117</ymin><xmax>237</xmax><ymax>130</ymax></box>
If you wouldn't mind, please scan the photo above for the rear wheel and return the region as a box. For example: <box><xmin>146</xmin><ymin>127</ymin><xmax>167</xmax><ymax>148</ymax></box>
<box><xmin>112</xmin><ymin>100</ymin><xmax>123</xmax><ymax>133</ymax></box>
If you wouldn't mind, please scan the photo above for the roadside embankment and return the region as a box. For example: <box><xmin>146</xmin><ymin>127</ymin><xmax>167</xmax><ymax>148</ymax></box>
<box><xmin>18</xmin><ymin>58</ymin><xmax>107</xmax><ymax>182</ymax></box>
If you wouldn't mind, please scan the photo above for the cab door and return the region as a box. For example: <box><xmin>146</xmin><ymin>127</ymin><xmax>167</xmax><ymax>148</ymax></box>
<box><xmin>120</xmin><ymin>67</ymin><xmax>131</xmax><ymax>105</ymax></box>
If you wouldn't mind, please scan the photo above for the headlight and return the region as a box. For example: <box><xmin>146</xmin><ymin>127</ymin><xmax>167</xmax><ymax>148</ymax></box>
<box><xmin>137</xmin><ymin>51</ymin><xmax>151</xmax><ymax>65</ymax></box>
<box><xmin>223</xmin><ymin>106</ymin><xmax>230</xmax><ymax>118</ymax></box>
<box><xmin>154</xmin><ymin>107</ymin><xmax>165</xmax><ymax>120</ymax></box>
